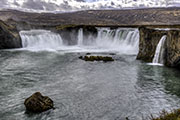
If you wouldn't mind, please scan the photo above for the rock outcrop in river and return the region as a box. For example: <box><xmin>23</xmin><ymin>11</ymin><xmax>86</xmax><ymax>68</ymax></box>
<box><xmin>24</xmin><ymin>92</ymin><xmax>54</xmax><ymax>113</ymax></box>
<box><xmin>79</xmin><ymin>55</ymin><xmax>114</xmax><ymax>62</ymax></box>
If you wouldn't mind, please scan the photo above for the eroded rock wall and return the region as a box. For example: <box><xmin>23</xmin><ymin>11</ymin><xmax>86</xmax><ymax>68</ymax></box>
<box><xmin>137</xmin><ymin>27</ymin><xmax>167</xmax><ymax>62</ymax></box>
<box><xmin>137</xmin><ymin>27</ymin><xmax>180</xmax><ymax>68</ymax></box>
<box><xmin>166</xmin><ymin>30</ymin><xmax>180</xmax><ymax>68</ymax></box>
<box><xmin>0</xmin><ymin>20</ymin><xmax>22</xmax><ymax>49</ymax></box>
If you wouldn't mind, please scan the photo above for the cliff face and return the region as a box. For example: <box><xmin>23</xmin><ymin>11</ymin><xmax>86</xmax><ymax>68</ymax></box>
<box><xmin>137</xmin><ymin>27</ymin><xmax>167</xmax><ymax>62</ymax></box>
<box><xmin>0</xmin><ymin>20</ymin><xmax>21</xmax><ymax>49</ymax></box>
<box><xmin>166</xmin><ymin>31</ymin><xmax>180</xmax><ymax>68</ymax></box>
<box><xmin>137</xmin><ymin>27</ymin><xmax>180</xmax><ymax>68</ymax></box>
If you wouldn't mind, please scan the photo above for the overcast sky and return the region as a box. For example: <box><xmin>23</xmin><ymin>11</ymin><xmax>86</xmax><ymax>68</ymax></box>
<box><xmin>0</xmin><ymin>0</ymin><xmax>179</xmax><ymax>12</ymax></box>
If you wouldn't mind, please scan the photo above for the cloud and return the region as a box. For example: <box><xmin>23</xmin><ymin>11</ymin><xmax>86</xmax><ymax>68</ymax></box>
<box><xmin>1</xmin><ymin>0</ymin><xmax>179</xmax><ymax>12</ymax></box>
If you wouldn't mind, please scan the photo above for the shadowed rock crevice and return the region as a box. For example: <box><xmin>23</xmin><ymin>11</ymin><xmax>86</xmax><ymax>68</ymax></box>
<box><xmin>0</xmin><ymin>20</ymin><xmax>22</xmax><ymax>49</ymax></box>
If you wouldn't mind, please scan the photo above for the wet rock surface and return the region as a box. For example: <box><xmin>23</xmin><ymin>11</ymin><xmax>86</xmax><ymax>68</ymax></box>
<box><xmin>0</xmin><ymin>20</ymin><xmax>22</xmax><ymax>49</ymax></box>
<box><xmin>137</xmin><ymin>27</ymin><xmax>180</xmax><ymax>69</ymax></box>
<box><xmin>24</xmin><ymin>92</ymin><xmax>54</xmax><ymax>113</ymax></box>
<box><xmin>137</xmin><ymin>27</ymin><xmax>167</xmax><ymax>62</ymax></box>
<box><xmin>79</xmin><ymin>55</ymin><xmax>114</xmax><ymax>62</ymax></box>
<box><xmin>166</xmin><ymin>30</ymin><xmax>180</xmax><ymax>68</ymax></box>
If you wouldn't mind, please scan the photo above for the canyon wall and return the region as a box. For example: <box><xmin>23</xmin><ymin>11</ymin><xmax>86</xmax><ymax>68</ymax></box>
<box><xmin>0</xmin><ymin>20</ymin><xmax>21</xmax><ymax>49</ymax></box>
<box><xmin>137</xmin><ymin>27</ymin><xmax>167</xmax><ymax>62</ymax></box>
<box><xmin>166</xmin><ymin>30</ymin><xmax>180</xmax><ymax>68</ymax></box>
<box><xmin>137</xmin><ymin>27</ymin><xmax>180</xmax><ymax>68</ymax></box>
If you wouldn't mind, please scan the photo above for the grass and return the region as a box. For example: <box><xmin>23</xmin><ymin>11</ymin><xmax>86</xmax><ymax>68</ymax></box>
<box><xmin>150</xmin><ymin>109</ymin><xmax>180</xmax><ymax>120</ymax></box>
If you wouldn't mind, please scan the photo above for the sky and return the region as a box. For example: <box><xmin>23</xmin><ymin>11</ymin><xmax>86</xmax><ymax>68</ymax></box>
<box><xmin>0</xmin><ymin>0</ymin><xmax>180</xmax><ymax>12</ymax></box>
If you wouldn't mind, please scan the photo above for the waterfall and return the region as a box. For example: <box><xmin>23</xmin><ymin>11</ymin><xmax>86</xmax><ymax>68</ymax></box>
<box><xmin>20</xmin><ymin>30</ymin><xmax>63</xmax><ymax>50</ymax></box>
<box><xmin>19</xmin><ymin>28</ymin><xmax>139</xmax><ymax>54</ymax></box>
<box><xmin>95</xmin><ymin>28</ymin><xmax>139</xmax><ymax>54</ymax></box>
<box><xmin>78</xmin><ymin>28</ymin><xmax>83</xmax><ymax>46</ymax></box>
<box><xmin>152</xmin><ymin>35</ymin><xmax>167</xmax><ymax>64</ymax></box>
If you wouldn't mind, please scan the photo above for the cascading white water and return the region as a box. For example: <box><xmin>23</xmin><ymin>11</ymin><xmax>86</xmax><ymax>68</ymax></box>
<box><xmin>152</xmin><ymin>35</ymin><xmax>167</xmax><ymax>64</ymax></box>
<box><xmin>78</xmin><ymin>28</ymin><xmax>83</xmax><ymax>46</ymax></box>
<box><xmin>19</xmin><ymin>28</ymin><xmax>139</xmax><ymax>54</ymax></box>
<box><xmin>95</xmin><ymin>28</ymin><xmax>139</xmax><ymax>54</ymax></box>
<box><xmin>20</xmin><ymin>30</ymin><xmax>63</xmax><ymax>50</ymax></box>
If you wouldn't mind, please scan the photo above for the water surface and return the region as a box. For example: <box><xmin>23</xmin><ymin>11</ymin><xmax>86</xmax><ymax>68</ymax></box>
<box><xmin>0</xmin><ymin>50</ymin><xmax>180</xmax><ymax>120</ymax></box>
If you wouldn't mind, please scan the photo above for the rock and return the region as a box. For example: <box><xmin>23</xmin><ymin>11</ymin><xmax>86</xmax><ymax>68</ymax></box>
<box><xmin>24</xmin><ymin>92</ymin><xmax>54</xmax><ymax>113</ymax></box>
<box><xmin>109</xmin><ymin>53</ymin><xmax>116</xmax><ymax>55</ymax></box>
<box><xmin>136</xmin><ymin>27</ymin><xmax>167</xmax><ymax>62</ymax></box>
<box><xmin>86</xmin><ymin>53</ymin><xmax>91</xmax><ymax>55</ymax></box>
<box><xmin>137</xmin><ymin>27</ymin><xmax>180</xmax><ymax>69</ymax></box>
<box><xmin>166</xmin><ymin>30</ymin><xmax>180</xmax><ymax>68</ymax></box>
<box><xmin>79</xmin><ymin>55</ymin><xmax>114</xmax><ymax>62</ymax></box>
<box><xmin>0</xmin><ymin>20</ymin><xmax>22</xmax><ymax>49</ymax></box>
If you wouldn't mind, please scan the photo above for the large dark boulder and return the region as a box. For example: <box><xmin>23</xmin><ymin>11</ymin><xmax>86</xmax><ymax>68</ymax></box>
<box><xmin>24</xmin><ymin>92</ymin><xmax>54</xmax><ymax>113</ymax></box>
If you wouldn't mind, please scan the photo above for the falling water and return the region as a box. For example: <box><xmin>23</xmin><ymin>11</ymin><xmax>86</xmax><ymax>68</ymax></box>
<box><xmin>19</xmin><ymin>28</ymin><xmax>139</xmax><ymax>54</ymax></box>
<box><xmin>78</xmin><ymin>28</ymin><xmax>83</xmax><ymax>46</ymax></box>
<box><xmin>95</xmin><ymin>28</ymin><xmax>139</xmax><ymax>54</ymax></box>
<box><xmin>20</xmin><ymin>30</ymin><xmax>63</xmax><ymax>50</ymax></box>
<box><xmin>152</xmin><ymin>35</ymin><xmax>167</xmax><ymax>64</ymax></box>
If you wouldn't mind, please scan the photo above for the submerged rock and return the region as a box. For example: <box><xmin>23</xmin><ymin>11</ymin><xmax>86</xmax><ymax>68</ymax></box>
<box><xmin>79</xmin><ymin>55</ymin><xmax>114</xmax><ymax>62</ymax></box>
<box><xmin>24</xmin><ymin>92</ymin><xmax>54</xmax><ymax>113</ymax></box>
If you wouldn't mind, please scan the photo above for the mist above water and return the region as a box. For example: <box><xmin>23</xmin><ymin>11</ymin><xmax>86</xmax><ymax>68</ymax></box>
<box><xmin>0</xmin><ymin>0</ymin><xmax>179</xmax><ymax>12</ymax></box>
<box><xmin>19</xmin><ymin>28</ymin><xmax>139</xmax><ymax>55</ymax></box>
<box><xmin>20</xmin><ymin>30</ymin><xmax>63</xmax><ymax>51</ymax></box>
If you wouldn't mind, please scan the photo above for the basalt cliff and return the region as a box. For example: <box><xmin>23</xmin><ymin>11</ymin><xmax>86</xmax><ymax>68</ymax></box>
<box><xmin>0</xmin><ymin>7</ymin><xmax>180</xmax><ymax>68</ymax></box>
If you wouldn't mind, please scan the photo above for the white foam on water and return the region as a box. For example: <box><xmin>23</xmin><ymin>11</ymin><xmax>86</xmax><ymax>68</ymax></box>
<box><xmin>147</xmin><ymin>63</ymin><xmax>164</xmax><ymax>66</ymax></box>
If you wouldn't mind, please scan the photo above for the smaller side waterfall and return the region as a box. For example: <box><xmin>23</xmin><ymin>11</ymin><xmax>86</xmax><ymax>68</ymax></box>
<box><xmin>152</xmin><ymin>35</ymin><xmax>167</xmax><ymax>64</ymax></box>
<box><xmin>78</xmin><ymin>28</ymin><xmax>83</xmax><ymax>46</ymax></box>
